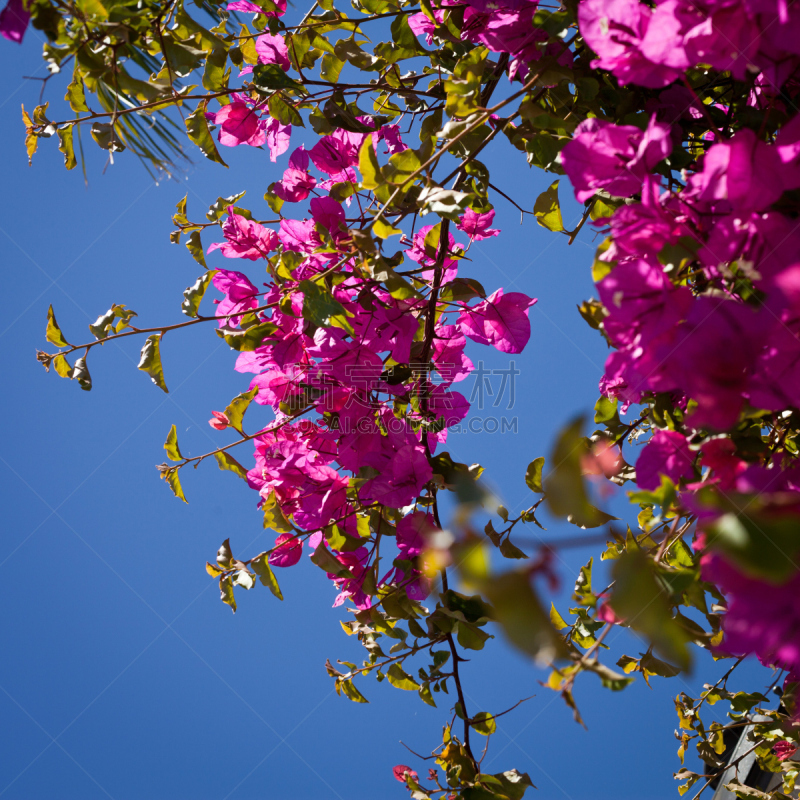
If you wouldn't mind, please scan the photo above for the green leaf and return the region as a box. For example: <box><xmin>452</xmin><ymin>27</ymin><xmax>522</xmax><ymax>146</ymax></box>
<box><xmin>359</xmin><ymin>138</ymin><xmax>382</xmax><ymax>191</ymax></box>
<box><xmin>219</xmin><ymin>574</ymin><xmax>237</xmax><ymax>612</ymax></box>
<box><xmin>339</xmin><ymin>678</ymin><xmax>369</xmax><ymax>703</ymax></box>
<box><xmin>471</xmin><ymin>711</ymin><xmax>496</xmax><ymax>736</ymax></box>
<box><xmin>57</xmin><ymin>125</ymin><xmax>76</xmax><ymax>170</ymax></box>
<box><xmin>65</xmin><ymin>70</ymin><xmax>88</xmax><ymax>113</ymax></box>
<box><xmin>549</xmin><ymin>603</ymin><xmax>568</xmax><ymax>631</ymax></box>
<box><xmin>418</xmin><ymin>186</ymin><xmax>471</xmax><ymax>221</ymax></box>
<box><xmin>499</xmin><ymin>538</ymin><xmax>528</xmax><ymax>559</ymax></box>
<box><xmin>268</xmin><ymin>92</ymin><xmax>304</xmax><ymax>127</ymax></box>
<box><xmin>53</xmin><ymin>354</ymin><xmax>72</xmax><ymax>378</ymax></box>
<box><xmin>207</xmin><ymin>192</ymin><xmax>246</xmax><ymax>222</ymax></box>
<box><xmin>45</xmin><ymin>305</ymin><xmax>69</xmax><ymax>347</ymax></box>
<box><xmin>310</xmin><ymin>543</ymin><xmax>353</xmax><ymax>578</ymax></box>
<box><xmin>214</xmin><ymin>450</ymin><xmax>248</xmax><ymax>480</ymax></box>
<box><xmin>252</xmin><ymin>64</ymin><xmax>304</xmax><ymax>92</ymax></box>
<box><xmin>525</xmin><ymin>457</ymin><xmax>544</xmax><ymax>493</ymax></box>
<box><xmin>76</xmin><ymin>0</ymin><xmax>108</xmax><ymax>19</ymax></box>
<box><xmin>299</xmin><ymin>279</ymin><xmax>353</xmax><ymax>334</ymax></box>
<box><xmin>203</xmin><ymin>45</ymin><xmax>230</xmax><ymax>92</ymax></box>
<box><xmin>481</xmin><ymin>570</ymin><xmax>568</xmax><ymax>663</ymax></box>
<box><xmin>223</xmin><ymin>387</ymin><xmax>258</xmax><ymax>434</ymax></box>
<box><xmin>181</xmin><ymin>270</ymin><xmax>217</xmax><ymax>318</ymax></box>
<box><xmin>262</xmin><ymin>490</ymin><xmax>293</xmax><ymax>533</ymax></box>
<box><xmin>419</xmin><ymin>683</ymin><xmax>436</xmax><ymax>707</ymax></box>
<box><xmin>72</xmin><ymin>356</ymin><xmax>92</xmax><ymax>391</ymax></box>
<box><xmin>610</xmin><ymin>550</ymin><xmax>690</xmax><ymax>670</ymax></box>
<box><xmin>386</xmin><ymin>663</ymin><xmax>420</xmax><ymax>691</ymax></box>
<box><xmin>320</xmin><ymin>52</ymin><xmax>345</xmax><ymax>83</ymax></box>
<box><xmin>382</xmin><ymin>148</ymin><xmax>421</xmax><ymax>187</ymax></box>
<box><xmin>164</xmin><ymin>424</ymin><xmax>183</xmax><ymax>462</ymax></box>
<box><xmin>251</xmin><ymin>554</ymin><xmax>283</xmax><ymax>600</ymax></box>
<box><xmin>582</xmin><ymin>659</ymin><xmax>635</xmax><ymax>691</ymax></box>
<box><xmin>164</xmin><ymin>468</ymin><xmax>187</xmax><ymax>503</ymax></box>
<box><xmin>533</xmin><ymin>180</ymin><xmax>564</xmax><ymax>232</ymax></box>
<box><xmin>185</xmin><ymin>231</ymin><xmax>207</xmax><ymax>267</ymax></box>
<box><xmin>186</xmin><ymin>104</ymin><xmax>228</xmax><ymax>167</ymax></box>
<box><xmin>544</xmin><ymin>417</ymin><xmax>617</xmax><ymax>528</ymax></box>
<box><xmin>90</xmin><ymin>122</ymin><xmax>124</xmax><ymax>152</ymax></box>
<box><xmin>594</xmin><ymin>395</ymin><xmax>618</xmax><ymax>424</ymax></box>
<box><xmin>216</xmin><ymin>321</ymin><xmax>277</xmax><ymax>351</ymax></box>
<box><xmin>137</xmin><ymin>334</ymin><xmax>168</xmax><ymax>393</ymax></box>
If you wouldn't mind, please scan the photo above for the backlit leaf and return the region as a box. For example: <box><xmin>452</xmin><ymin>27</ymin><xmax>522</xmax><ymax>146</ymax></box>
<box><xmin>164</xmin><ymin>424</ymin><xmax>184</xmax><ymax>462</ymax></box>
<box><xmin>137</xmin><ymin>334</ymin><xmax>168</xmax><ymax>393</ymax></box>
<box><xmin>214</xmin><ymin>450</ymin><xmax>248</xmax><ymax>480</ymax></box>
<box><xmin>534</xmin><ymin>180</ymin><xmax>564</xmax><ymax>232</ymax></box>
<box><xmin>45</xmin><ymin>305</ymin><xmax>69</xmax><ymax>347</ymax></box>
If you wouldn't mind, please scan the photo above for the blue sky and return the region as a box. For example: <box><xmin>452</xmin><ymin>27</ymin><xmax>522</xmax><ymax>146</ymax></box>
<box><xmin>0</xmin><ymin>22</ymin><xmax>773</xmax><ymax>800</ymax></box>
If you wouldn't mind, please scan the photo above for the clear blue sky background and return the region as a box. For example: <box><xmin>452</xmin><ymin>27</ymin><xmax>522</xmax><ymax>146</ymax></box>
<box><xmin>0</xmin><ymin>21</ymin><xmax>772</xmax><ymax>800</ymax></box>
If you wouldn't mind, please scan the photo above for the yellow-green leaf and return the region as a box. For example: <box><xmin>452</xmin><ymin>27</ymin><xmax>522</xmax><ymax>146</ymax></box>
<box><xmin>137</xmin><ymin>334</ymin><xmax>168</xmax><ymax>393</ymax></box>
<box><xmin>386</xmin><ymin>663</ymin><xmax>419</xmax><ymax>691</ymax></box>
<box><xmin>164</xmin><ymin>424</ymin><xmax>183</xmax><ymax>462</ymax></box>
<box><xmin>53</xmin><ymin>354</ymin><xmax>72</xmax><ymax>378</ymax></box>
<box><xmin>223</xmin><ymin>386</ymin><xmax>258</xmax><ymax>433</ymax></box>
<box><xmin>181</xmin><ymin>270</ymin><xmax>217</xmax><ymax>318</ymax></box>
<box><xmin>544</xmin><ymin>417</ymin><xmax>617</xmax><ymax>528</ymax></box>
<box><xmin>219</xmin><ymin>574</ymin><xmax>236</xmax><ymax>612</ymax></box>
<box><xmin>549</xmin><ymin>603</ymin><xmax>568</xmax><ymax>631</ymax></box>
<box><xmin>186</xmin><ymin>104</ymin><xmax>228</xmax><ymax>167</ymax></box>
<box><xmin>471</xmin><ymin>711</ymin><xmax>496</xmax><ymax>736</ymax></box>
<box><xmin>206</xmin><ymin>561</ymin><xmax>222</xmax><ymax>577</ymax></box>
<box><xmin>251</xmin><ymin>554</ymin><xmax>283</xmax><ymax>600</ymax></box>
<box><xmin>339</xmin><ymin>678</ymin><xmax>369</xmax><ymax>703</ymax></box>
<box><xmin>525</xmin><ymin>457</ymin><xmax>545</xmax><ymax>493</ymax></box>
<box><xmin>534</xmin><ymin>180</ymin><xmax>564</xmax><ymax>232</ymax></box>
<box><xmin>359</xmin><ymin>138</ymin><xmax>381</xmax><ymax>190</ymax></box>
<box><xmin>57</xmin><ymin>126</ymin><xmax>76</xmax><ymax>170</ymax></box>
<box><xmin>214</xmin><ymin>450</ymin><xmax>248</xmax><ymax>480</ymax></box>
<box><xmin>45</xmin><ymin>305</ymin><xmax>69</xmax><ymax>347</ymax></box>
<box><xmin>65</xmin><ymin>70</ymin><xmax>89</xmax><ymax>112</ymax></box>
<box><xmin>310</xmin><ymin>542</ymin><xmax>353</xmax><ymax>578</ymax></box>
<box><xmin>164</xmin><ymin>468</ymin><xmax>187</xmax><ymax>503</ymax></box>
<box><xmin>262</xmin><ymin>490</ymin><xmax>293</xmax><ymax>533</ymax></box>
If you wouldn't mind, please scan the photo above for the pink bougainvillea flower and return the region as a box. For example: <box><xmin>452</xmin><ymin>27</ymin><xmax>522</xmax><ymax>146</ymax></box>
<box><xmin>561</xmin><ymin>115</ymin><xmax>672</xmax><ymax>203</ymax></box>
<box><xmin>363</xmin><ymin>445</ymin><xmax>433</xmax><ymax>508</ymax></box>
<box><xmin>211</xmin><ymin>269</ymin><xmax>260</xmax><ymax>326</ymax></box>
<box><xmin>227</xmin><ymin>0</ymin><xmax>286</xmax><ymax>15</ymax></box>
<box><xmin>392</xmin><ymin>765</ymin><xmax>419</xmax><ymax>783</ymax></box>
<box><xmin>309</xmin><ymin>136</ymin><xmax>352</xmax><ymax>175</ymax></box>
<box><xmin>0</xmin><ymin>0</ymin><xmax>30</xmax><ymax>42</ymax></box>
<box><xmin>688</xmin><ymin>128</ymin><xmax>785</xmax><ymax>213</ymax></box>
<box><xmin>379</xmin><ymin>124</ymin><xmax>408</xmax><ymax>154</ymax></box>
<box><xmin>458</xmin><ymin>288</ymin><xmax>537</xmax><ymax>354</ymax></box>
<box><xmin>774</xmin><ymin>741</ymin><xmax>798</xmax><ymax>762</ymax></box>
<box><xmin>456</xmin><ymin>208</ymin><xmax>500</xmax><ymax>241</ymax></box>
<box><xmin>700</xmin><ymin>541</ymin><xmax>800</xmax><ymax>679</ymax></box>
<box><xmin>255</xmin><ymin>32</ymin><xmax>290</xmax><ymax>70</ymax></box>
<box><xmin>268</xmin><ymin>533</ymin><xmax>302</xmax><ymax>567</ymax></box>
<box><xmin>212</xmin><ymin>102</ymin><xmax>266</xmax><ymax>147</ymax></box>
<box><xmin>208</xmin><ymin>208</ymin><xmax>279</xmax><ymax>260</ymax></box>
<box><xmin>635</xmin><ymin>429</ymin><xmax>695</xmax><ymax>490</ymax></box>
<box><xmin>273</xmin><ymin>146</ymin><xmax>317</xmax><ymax>203</ymax></box>
<box><xmin>265</xmin><ymin>117</ymin><xmax>291</xmax><ymax>162</ymax></box>
<box><xmin>208</xmin><ymin>411</ymin><xmax>229</xmax><ymax>430</ymax></box>
<box><xmin>578</xmin><ymin>0</ymin><xmax>683</xmax><ymax>87</ymax></box>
